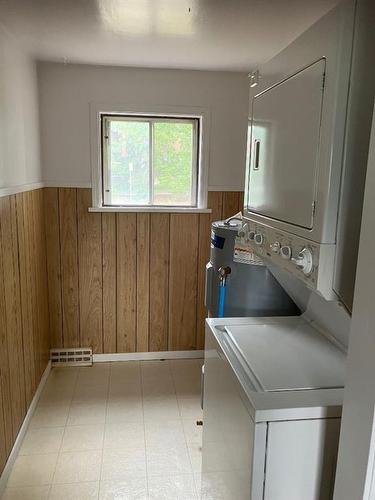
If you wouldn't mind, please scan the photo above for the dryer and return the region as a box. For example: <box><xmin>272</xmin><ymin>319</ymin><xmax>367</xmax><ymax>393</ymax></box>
<box><xmin>241</xmin><ymin>0</ymin><xmax>375</xmax><ymax>306</ymax></box>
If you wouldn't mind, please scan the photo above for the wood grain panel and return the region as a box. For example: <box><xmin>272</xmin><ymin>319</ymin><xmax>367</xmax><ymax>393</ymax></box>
<box><xmin>16</xmin><ymin>192</ymin><xmax>36</xmax><ymax>404</ymax></box>
<box><xmin>0</xmin><ymin>383</ymin><xmax>7</xmax><ymax>471</ymax></box>
<box><xmin>102</xmin><ymin>213</ymin><xmax>117</xmax><ymax>353</ymax></box>
<box><xmin>59</xmin><ymin>188</ymin><xmax>80</xmax><ymax>348</ymax></box>
<box><xmin>169</xmin><ymin>214</ymin><xmax>199</xmax><ymax>350</ymax></box>
<box><xmin>207</xmin><ymin>191</ymin><xmax>223</xmax><ymax>222</ymax></box>
<box><xmin>0</xmin><ymin>196</ymin><xmax>26</xmax><ymax>437</ymax></box>
<box><xmin>34</xmin><ymin>190</ymin><xmax>50</xmax><ymax>376</ymax></box>
<box><xmin>0</xmin><ymin>189</ymin><xmax>50</xmax><ymax>476</ymax></box>
<box><xmin>149</xmin><ymin>214</ymin><xmax>170</xmax><ymax>351</ymax></box>
<box><xmin>117</xmin><ymin>213</ymin><xmax>137</xmax><ymax>352</ymax></box>
<box><xmin>196</xmin><ymin>213</ymin><xmax>211</xmax><ymax>350</ymax></box>
<box><xmin>77</xmin><ymin>189</ymin><xmax>103</xmax><ymax>353</ymax></box>
<box><xmin>136</xmin><ymin>214</ymin><xmax>150</xmax><ymax>352</ymax></box>
<box><xmin>237</xmin><ymin>191</ymin><xmax>245</xmax><ymax>212</ymax></box>
<box><xmin>9</xmin><ymin>194</ymin><xmax>27</xmax><ymax>416</ymax></box>
<box><xmin>44</xmin><ymin>188</ymin><xmax>63</xmax><ymax>348</ymax></box>
<box><xmin>37</xmin><ymin>188</ymin><xmax>49</xmax><ymax>372</ymax></box>
<box><xmin>222</xmin><ymin>191</ymin><xmax>241</xmax><ymax>219</ymax></box>
<box><xmin>40</xmin><ymin>190</ymin><xmax>51</xmax><ymax>367</ymax></box>
<box><xmin>44</xmin><ymin>188</ymin><xmax>243</xmax><ymax>354</ymax></box>
<box><xmin>0</xmin><ymin>227</ymin><xmax>13</xmax><ymax>454</ymax></box>
<box><xmin>30</xmin><ymin>192</ymin><xmax>42</xmax><ymax>380</ymax></box>
<box><xmin>27</xmin><ymin>191</ymin><xmax>41</xmax><ymax>387</ymax></box>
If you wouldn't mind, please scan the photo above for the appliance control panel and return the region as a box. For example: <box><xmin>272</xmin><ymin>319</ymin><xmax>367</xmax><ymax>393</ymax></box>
<box><xmin>238</xmin><ymin>219</ymin><xmax>337</xmax><ymax>300</ymax></box>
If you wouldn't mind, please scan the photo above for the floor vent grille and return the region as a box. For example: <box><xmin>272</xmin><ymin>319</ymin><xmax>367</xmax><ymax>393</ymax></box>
<box><xmin>51</xmin><ymin>348</ymin><xmax>93</xmax><ymax>367</ymax></box>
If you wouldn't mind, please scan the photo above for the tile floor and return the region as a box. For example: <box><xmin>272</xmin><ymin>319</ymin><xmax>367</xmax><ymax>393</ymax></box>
<box><xmin>2</xmin><ymin>359</ymin><xmax>204</xmax><ymax>500</ymax></box>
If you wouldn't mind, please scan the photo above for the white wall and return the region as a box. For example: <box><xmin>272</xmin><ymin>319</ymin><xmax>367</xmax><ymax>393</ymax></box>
<box><xmin>333</xmin><ymin>104</ymin><xmax>375</xmax><ymax>500</ymax></box>
<box><xmin>269</xmin><ymin>264</ymin><xmax>351</xmax><ymax>348</ymax></box>
<box><xmin>37</xmin><ymin>62</ymin><xmax>249</xmax><ymax>190</ymax></box>
<box><xmin>0</xmin><ymin>26</ymin><xmax>42</xmax><ymax>192</ymax></box>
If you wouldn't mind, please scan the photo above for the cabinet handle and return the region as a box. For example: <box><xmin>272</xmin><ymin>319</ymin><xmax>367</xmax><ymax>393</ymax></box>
<box><xmin>253</xmin><ymin>140</ymin><xmax>261</xmax><ymax>170</ymax></box>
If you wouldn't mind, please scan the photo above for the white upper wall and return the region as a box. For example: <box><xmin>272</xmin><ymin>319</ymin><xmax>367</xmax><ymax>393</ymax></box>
<box><xmin>38</xmin><ymin>62</ymin><xmax>249</xmax><ymax>190</ymax></box>
<box><xmin>0</xmin><ymin>26</ymin><xmax>41</xmax><ymax>191</ymax></box>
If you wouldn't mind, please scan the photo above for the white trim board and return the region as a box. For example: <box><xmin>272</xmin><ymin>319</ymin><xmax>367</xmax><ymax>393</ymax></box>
<box><xmin>0</xmin><ymin>361</ymin><xmax>51</xmax><ymax>497</ymax></box>
<box><xmin>89</xmin><ymin>101</ymin><xmax>211</xmax><ymax>211</ymax></box>
<box><xmin>0</xmin><ymin>182</ymin><xmax>243</xmax><ymax>200</ymax></box>
<box><xmin>89</xmin><ymin>206</ymin><xmax>211</xmax><ymax>214</ymax></box>
<box><xmin>44</xmin><ymin>181</ymin><xmax>92</xmax><ymax>189</ymax></box>
<box><xmin>93</xmin><ymin>350</ymin><xmax>204</xmax><ymax>362</ymax></box>
<box><xmin>0</xmin><ymin>182</ymin><xmax>45</xmax><ymax>198</ymax></box>
<box><xmin>0</xmin><ymin>181</ymin><xmax>92</xmax><ymax>198</ymax></box>
<box><xmin>208</xmin><ymin>186</ymin><xmax>244</xmax><ymax>192</ymax></box>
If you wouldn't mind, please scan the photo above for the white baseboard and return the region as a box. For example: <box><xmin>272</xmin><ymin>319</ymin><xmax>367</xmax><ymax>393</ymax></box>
<box><xmin>93</xmin><ymin>350</ymin><xmax>204</xmax><ymax>362</ymax></box>
<box><xmin>0</xmin><ymin>361</ymin><xmax>51</xmax><ymax>496</ymax></box>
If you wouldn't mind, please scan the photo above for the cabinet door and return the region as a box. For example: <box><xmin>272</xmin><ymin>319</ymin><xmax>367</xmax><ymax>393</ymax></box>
<box><xmin>201</xmin><ymin>329</ymin><xmax>265</xmax><ymax>500</ymax></box>
<box><xmin>264</xmin><ymin>418</ymin><xmax>341</xmax><ymax>500</ymax></box>
<box><xmin>247</xmin><ymin>59</ymin><xmax>325</xmax><ymax>229</ymax></box>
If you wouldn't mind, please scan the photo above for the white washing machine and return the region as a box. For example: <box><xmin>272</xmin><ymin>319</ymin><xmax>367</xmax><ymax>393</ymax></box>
<box><xmin>201</xmin><ymin>316</ymin><xmax>346</xmax><ymax>500</ymax></box>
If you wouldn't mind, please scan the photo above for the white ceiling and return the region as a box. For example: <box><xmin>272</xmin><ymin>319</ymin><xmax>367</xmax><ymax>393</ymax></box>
<box><xmin>0</xmin><ymin>0</ymin><xmax>339</xmax><ymax>71</ymax></box>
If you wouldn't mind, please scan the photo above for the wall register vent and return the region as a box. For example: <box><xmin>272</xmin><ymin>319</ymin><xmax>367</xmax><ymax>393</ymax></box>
<box><xmin>51</xmin><ymin>348</ymin><xmax>93</xmax><ymax>367</ymax></box>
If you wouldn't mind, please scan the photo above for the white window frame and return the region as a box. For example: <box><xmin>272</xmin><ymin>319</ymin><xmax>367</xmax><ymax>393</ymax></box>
<box><xmin>89</xmin><ymin>102</ymin><xmax>210</xmax><ymax>213</ymax></box>
<box><xmin>102</xmin><ymin>114</ymin><xmax>199</xmax><ymax>208</ymax></box>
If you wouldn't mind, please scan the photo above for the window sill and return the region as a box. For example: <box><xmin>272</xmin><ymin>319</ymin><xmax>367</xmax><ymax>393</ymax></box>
<box><xmin>88</xmin><ymin>206</ymin><xmax>212</xmax><ymax>214</ymax></box>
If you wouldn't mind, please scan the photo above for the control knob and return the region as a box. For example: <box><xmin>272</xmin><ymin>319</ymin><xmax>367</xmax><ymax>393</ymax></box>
<box><xmin>248</xmin><ymin>230</ymin><xmax>255</xmax><ymax>241</ymax></box>
<box><xmin>292</xmin><ymin>247</ymin><xmax>313</xmax><ymax>275</ymax></box>
<box><xmin>238</xmin><ymin>223</ymin><xmax>248</xmax><ymax>239</ymax></box>
<box><xmin>270</xmin><ymin>241</ymin><xmax>281</xmax><ymax>254</ymax></box>
<box><xmin>280</xmin><ymin>246</ymin><xmax>292</xmax><ymax>260</ymax></box>
<box><xmin>254</xmin><ymin>233</ymin><xmax>263</xmax><ymax>246</ymax></box>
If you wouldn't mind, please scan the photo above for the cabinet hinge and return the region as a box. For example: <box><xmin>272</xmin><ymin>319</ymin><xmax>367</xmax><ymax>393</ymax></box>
<box><xmin>321</xmin><ymin>72</ymin><xmax>326</xmax><ymax>90</ymax></box>
<box><xmin>312</xmin><ymin>201</ymin><xmax>316</xmax><ymax>217</ymax></box>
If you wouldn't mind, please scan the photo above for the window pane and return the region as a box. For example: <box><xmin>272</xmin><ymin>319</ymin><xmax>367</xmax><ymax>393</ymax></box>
<box><xmin>153</xmin><ymin>122</ymin><xmax>194</xmax><ymax>206</ymax></box>
<box><xmin>109</xmin><ymin>120</ymin><xmax>149</xmax><ymax>205</ymax></box>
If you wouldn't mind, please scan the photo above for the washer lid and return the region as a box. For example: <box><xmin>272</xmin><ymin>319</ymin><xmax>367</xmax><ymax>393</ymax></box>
<box><xmin>225</xmin><ymin>319</ymin><xmax>346</xmax><ymax>392</ymax></box>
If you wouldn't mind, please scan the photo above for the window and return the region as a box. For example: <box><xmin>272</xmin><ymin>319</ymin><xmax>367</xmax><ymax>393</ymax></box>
<box><xmin>101</xmin><ymin>114</ymin><xmax>200</xmax><ymax>208</ymax></box>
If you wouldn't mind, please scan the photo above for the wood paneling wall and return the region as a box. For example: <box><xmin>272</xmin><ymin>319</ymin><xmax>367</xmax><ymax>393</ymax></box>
<box><xmin>0</xmin><ymin>189</ymin><xmax>50</xmax><ymax>474</ymax></box>
<box><xmin>44</xmin><ymin>188</ymin><xmax>244</xmax><ymax>354</ymax></box>
<box><xmin>0</xmin><ymin>188</ymin><xmax>242</xmax><ymax>471</ymax></box>
<box><xmin>0</xmin><ymin>186</ymin><xmax>242</xmax><ymax>475</ymax></box>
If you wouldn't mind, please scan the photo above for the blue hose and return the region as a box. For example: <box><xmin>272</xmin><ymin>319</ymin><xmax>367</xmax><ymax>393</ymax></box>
<box><xmin>218</xmin><ymin>283</ymin><xmax>227</xmax><ymax>318</ymax></box>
